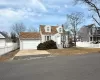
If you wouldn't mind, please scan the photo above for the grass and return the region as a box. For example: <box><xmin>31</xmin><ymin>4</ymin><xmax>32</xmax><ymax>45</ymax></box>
<box><xmin>47</xmin><ymin>47</ymin><xmax>100</xmax><ymax>56</ymax></box>
<box><xmin>0</xmin><ymin>49</ymin><xmax>19</xmax><ymax>62</ymax></box>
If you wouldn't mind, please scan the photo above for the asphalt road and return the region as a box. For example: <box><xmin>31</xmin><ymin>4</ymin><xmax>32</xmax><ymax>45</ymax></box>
<box><xmin>0</xmin><ymin>53</ymin><xmax>100</xmax><ymax>80</ymax></box>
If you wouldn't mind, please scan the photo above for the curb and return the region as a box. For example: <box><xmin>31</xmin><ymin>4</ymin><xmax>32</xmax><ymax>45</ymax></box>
<box><xmin>13</xmin><ymin>54</ymin><xmax>50</xmax><ymax>60</ymax></box>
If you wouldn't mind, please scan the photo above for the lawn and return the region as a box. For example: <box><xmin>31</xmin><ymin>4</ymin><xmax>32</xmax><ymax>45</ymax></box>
<box><xmin>47</xmin><ymin>47</ymin><xmax>100</xmax><ymax>56</ymax></box>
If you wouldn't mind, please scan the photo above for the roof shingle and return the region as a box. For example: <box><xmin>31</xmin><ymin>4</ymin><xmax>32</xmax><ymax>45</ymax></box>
<box><xmin>20</xmin><ymin>32</ymin><xmax>41</xmax><ymax>39</ymax></box>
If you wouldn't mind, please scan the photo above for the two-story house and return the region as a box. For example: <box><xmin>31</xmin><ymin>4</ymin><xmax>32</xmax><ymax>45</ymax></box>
<box><xmin>78</xmin><ymin>24</ymin><xmax>100</xmax><ymax>42</ymax></box>
<box><xmin>20</xmin><ymin>25</ymin><xmax>68</xmax><ymax>50</ymax></box>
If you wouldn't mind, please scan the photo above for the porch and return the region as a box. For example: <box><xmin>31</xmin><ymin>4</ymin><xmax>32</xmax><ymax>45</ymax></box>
<box><xmin>89</xmin><ymin>35</ymin><xmax>100</xmax><ymax>42</ymax></box>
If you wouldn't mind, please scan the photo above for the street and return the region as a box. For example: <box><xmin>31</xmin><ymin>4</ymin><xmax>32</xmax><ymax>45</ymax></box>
<box><xmin>0</xmin><ymin>53</ymin><xmax>100</xmax><ymax>80</ymax></box>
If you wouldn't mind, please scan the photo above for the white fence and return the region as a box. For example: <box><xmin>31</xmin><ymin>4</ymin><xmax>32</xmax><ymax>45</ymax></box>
<box><xmin>76</xmin><ymin>42</ymin><xmax>100</xmax><ymax>48</ymax></box>
<box><xmin>0</xmin><ymin>43</ymin><xmax>19</xmax><ymax>56</ymax></box>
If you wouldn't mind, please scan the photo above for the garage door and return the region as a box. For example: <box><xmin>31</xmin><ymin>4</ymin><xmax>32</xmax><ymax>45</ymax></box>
<box><xmin>22</xmin><ymin>40</ymin><xmax>40</xmax><ymax>49</ymax></box>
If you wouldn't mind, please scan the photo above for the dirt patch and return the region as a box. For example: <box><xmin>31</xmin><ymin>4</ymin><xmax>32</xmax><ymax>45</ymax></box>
<box><xmin>0</xmin><ymin>49</ymin><xmax>19</xmax><ymax>62</ymax></box>
<box><xmin>47</xmin><ymin>47</ymin><xmax>100</xmax><ymax>56</ymax></box>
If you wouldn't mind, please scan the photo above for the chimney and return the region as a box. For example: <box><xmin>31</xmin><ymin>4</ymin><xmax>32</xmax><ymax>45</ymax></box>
<box><xmin>62</xmin><ymin>24</ymin><xmax>64</xmax><ymax>27</ymax></box>
<box><xmin>57</xmin><ymin>24</ymin><xmax>59</xmax><ymax>26</ymax></box>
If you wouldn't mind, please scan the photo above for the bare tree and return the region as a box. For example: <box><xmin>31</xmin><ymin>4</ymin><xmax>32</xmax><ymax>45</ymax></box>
<box><xmin>0</xmin><ymin>31</ymin><xmax>12</xmax><ymax>42</ymax></box>
<box><xmin>11</xmin><ymin>23</ymin><xmax>26</xmax><ymax>36</ymax></box>
<box><xmin>10</xmin><ymin>32</ymin><xmax>17</xmax><ymax>43</ymax></box>
<box><xmin>74</xmin><ymin>0</ymin><xmax>100</xmax><ymax>26</ymax></box>
<box><xmin>66</xmin><ymin>12</ymin><xmax>84</xmax><ymax>46</ymax></box>
<box><xmin>27</xmin><ymin>26</ymin><xmax>38</xmax><ymax>32</ymax></box>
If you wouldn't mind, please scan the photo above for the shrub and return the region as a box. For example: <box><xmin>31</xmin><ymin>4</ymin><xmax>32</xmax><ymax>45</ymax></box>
<box><xmin>37</xmin><ymin>40</ymin><xmax>57</xmax><ymax>50</ymax></box>
<box><xmin>37</xmin><ymin>43</ymin><xmax>44</xmax><ymax>50</ymax></box>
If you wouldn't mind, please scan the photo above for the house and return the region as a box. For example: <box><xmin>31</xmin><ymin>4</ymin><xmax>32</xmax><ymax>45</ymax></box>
<box><xmin>78</xmin><ymin>24</ymin><xmax>100</xmax><ymax>42</ymax></box>
<box><xmin>0</xmin><ymin>33</ymin><xmax>6</xmax><ymax>47</ymax></box>
<box><xmin>20</xmin><ymin>25</ymin><xmax>68</xmax><ymax>50</ymax></box>
<box><xmin>0</xmin><ymin>32</ymin><xmax>18</xmax><ymax>55</ymax></box>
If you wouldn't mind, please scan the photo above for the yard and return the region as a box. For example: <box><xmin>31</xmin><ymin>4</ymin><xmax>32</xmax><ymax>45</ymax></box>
<box><xmin>0</xmin><ymin>49</ymin><xmax>19</xmax><ymax>61</ymax></box>
<box><xmin>47</xmin><ymin>47</ymin><xmax>100</xmax><ymax>56</ymax></box>
<box><xmin>0</xmin><ymin>47</ymin><xmax>100</xmax><ymax>61</ymax></box>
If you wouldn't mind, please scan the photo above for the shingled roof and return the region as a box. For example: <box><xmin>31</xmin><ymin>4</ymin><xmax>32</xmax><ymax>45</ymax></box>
<box><xmin>0</xmin><ymin>32</ymin><xmax>5</xmax><ymax>38</ymax></box>
<box><xmin>20</xmin><ymin>32</ymin><xmax>41</xmax><ymax>39</ymax></box>
<box><xmin>40</xmin><ymin>25</ymin><xmax>62</xmax><ymax>35</ymax></box>
<box><xmin>85</xmin><ymin>24</ymin><xmax>95</xmax><ymax>28</ymax></box>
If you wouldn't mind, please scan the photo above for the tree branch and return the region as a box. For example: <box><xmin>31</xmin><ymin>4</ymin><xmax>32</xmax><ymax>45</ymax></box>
<box><xmin>85</xmin><ymin>0</ymin><xmax>100</xmax><ymax>19</ymax></box>
<box><xmin>92</xmin><ymin>15</ymin><xmax>100</xmax><ymax>26</ymax></box>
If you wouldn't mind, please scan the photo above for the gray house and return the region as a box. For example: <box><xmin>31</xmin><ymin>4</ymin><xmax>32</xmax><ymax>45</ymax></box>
<box><xmin>78</xmin><ymin>24</ymin><xmax>100</xmax><ymax>42</ymax></box>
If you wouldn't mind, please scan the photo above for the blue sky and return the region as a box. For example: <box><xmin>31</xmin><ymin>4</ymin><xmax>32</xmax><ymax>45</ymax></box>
<box><xmin>0</xmin><ymin>0</ymin><xmax>94</xmax><ymax>32</ymax></box>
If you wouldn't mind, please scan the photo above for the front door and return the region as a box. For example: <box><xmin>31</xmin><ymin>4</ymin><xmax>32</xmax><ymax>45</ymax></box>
<box><xmin>57</xmin><ymin>36</ymin><xmax>61</xmax><ymax>44</ymax></box>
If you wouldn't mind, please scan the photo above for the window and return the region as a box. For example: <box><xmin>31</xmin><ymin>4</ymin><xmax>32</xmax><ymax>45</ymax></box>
<box><xmin>45</xmin><ymin>36</ymin><xmax>51</xmax><ymax>41</ymax></box>
<box><xmin>61</xmin><ymin>36</ymin><xmax>63</xmax><ymax>41</ymax></box>
<box><xmin>45</xmin><ymin>25</ymin><xmax>51</xmax><ymax>32</ymax></box>
<box><xmin>47</xmin><ymin>27</ymin><xmax>49</xmax><ymax>32</ymax></box>
<box><xmin>47</xmin><ymin>36</ymin><xmax>49</xmax><ymax>41</ymax></box>
<box><xmin>59</xmin><ymin>28</ymin><xmax>62</xmax><ymax>33</ymax></box>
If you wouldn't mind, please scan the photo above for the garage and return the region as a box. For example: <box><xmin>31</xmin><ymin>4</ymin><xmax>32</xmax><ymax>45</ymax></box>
<box><xmin>20</xmin><ymin>32</ymin><xmax>41</xmax><ymax>50</ymax></box>
<box><xmin>22</xmin><ymin>40</ymin><xmax>40</xmax><ymax>50</ymax></box>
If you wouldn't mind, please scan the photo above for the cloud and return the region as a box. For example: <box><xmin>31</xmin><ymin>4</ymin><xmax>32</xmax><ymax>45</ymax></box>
<box><xmin>0</xmin><ymin>0</ymin><xmax>47</xmax><ymax>31</ymax></box>
<box><xmin>0</xmin><ymin>0</ymin><xmax>47</xmax><ymax>12</ymax></box>
<box><xmin>0</xmin><ymin>0</ymin><xmax>93</xmax><ymax>32</ymax></box>
<box><xmin>0</xmin><ymin>8</ymin><xmax>24</xmax><ymax>31</ymax></box>
<box><xmin>42</xmin><ymin>0</ymin><xmax>73</xmax><ymax>5</ymax></box>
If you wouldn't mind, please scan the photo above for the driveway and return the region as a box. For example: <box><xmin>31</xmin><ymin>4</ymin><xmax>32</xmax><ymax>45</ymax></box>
<box><xmin>14</xmin><ymin>50</ymin><xmax>50</xmax><ymax>56</ymax></box>
<box><xmin>0</xmin><ymin>53</ymin><xmax>100</xmax><ymax>80</ymax></box>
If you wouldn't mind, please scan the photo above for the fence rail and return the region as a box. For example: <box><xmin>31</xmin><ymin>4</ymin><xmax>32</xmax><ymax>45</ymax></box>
<box><xmin>0</xmin><ymin>43</ymin><xmax>19</xmax><ymax>56</ymax></box>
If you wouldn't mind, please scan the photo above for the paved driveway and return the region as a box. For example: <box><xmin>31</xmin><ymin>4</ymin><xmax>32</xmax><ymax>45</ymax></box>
<box><xmin>0</xmin><ymin>53</ymin><xmax>100</xmax><ymax>80</ymax></box>
<box><xmin>15</xmin><ymin>50</ymin><xmax>50</xmax><ymax>56</ymax></box>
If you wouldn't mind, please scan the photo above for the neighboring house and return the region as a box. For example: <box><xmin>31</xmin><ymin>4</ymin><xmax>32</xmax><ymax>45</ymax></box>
<box><xmin>20</xmin><ymin>25</ymin><xmax>68</xmax><ymax>50</ymax></box>
<box><xmin>0</xmin><ymin>33</ymin><xmax>6</xmax><ymax>47</ymax></box>
<box><xmin>0</xmin><ymin>32</ymin><xmax>12</xmax><ymax>43</ymax></box>
<box><xmin>78</xmin><ymin>24</ymin><xmax>100</xmax><ymax>42</ymax></box>
<box><xmin>0</xmin><ymin>32</ymin><xmax>18</xmax><ymax>55</ymax></box>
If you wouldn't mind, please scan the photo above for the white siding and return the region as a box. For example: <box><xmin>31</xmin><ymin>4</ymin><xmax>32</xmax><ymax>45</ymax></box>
<box><xmin>0</xmin><ymin>39</ymin><xmax>6</xmax><ymax>47</ymax></box>
<box><xmin>54</xmin><ymin>33</ymin><xmax>61</xmax><ymax>44</ymax></box>
<box><xmin>41</xmin><ymin>35</ymin><xmax>45</xmax><ymax>42</ymax></box>
<box><xmin>20</xmin><ymin>39</ymin><xmax>40</xmax><ymax>50</ymax></box>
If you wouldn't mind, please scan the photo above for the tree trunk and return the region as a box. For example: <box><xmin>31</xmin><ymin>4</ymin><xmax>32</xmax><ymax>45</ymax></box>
<box><xmin>74</xmin><ymin>26</ymin><xmax>76</xmax><ymax>47</ymax></box>
<box><xmin>74</xmin><ymin>34</ymin><xmax>76</xmax><ymax>46</ymax></box>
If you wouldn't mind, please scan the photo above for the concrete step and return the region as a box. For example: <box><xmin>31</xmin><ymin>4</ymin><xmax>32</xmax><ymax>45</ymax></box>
<box><xmin>57</xmin><ymin>44</ymin><xmax>63</xmax><ymax>49</ymax></box>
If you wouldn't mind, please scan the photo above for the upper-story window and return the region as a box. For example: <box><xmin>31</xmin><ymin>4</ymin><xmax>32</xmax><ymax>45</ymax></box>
<box><xmin>45</xmin><ymin>25</ymin><xmax>51</xmax><ymax>32</ymax></box>
<box><xmin>47</xmin><ymin>27</ymin><xmax>49</xmax><ymax>32</ymax></box>
<box><xmin>59</xmin><ymin>28</ymin><xmax>62</xmax><ymax>33</ymax></box>
<box><xmin>92</xmin><ymin>28</ymin><xmax>95</xmax><ymax>34</ymax></box>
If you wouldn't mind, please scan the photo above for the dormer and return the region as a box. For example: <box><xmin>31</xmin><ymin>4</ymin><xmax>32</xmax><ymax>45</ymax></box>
<box><xmin>57</xmin><ymin>26</ymin><xmax>63</xmax><ymax>33</ymax></box>
<box><xmin>45</xmin><ymin>25</ymin><xmax>51</xmax><ymax>32</ymax></box>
